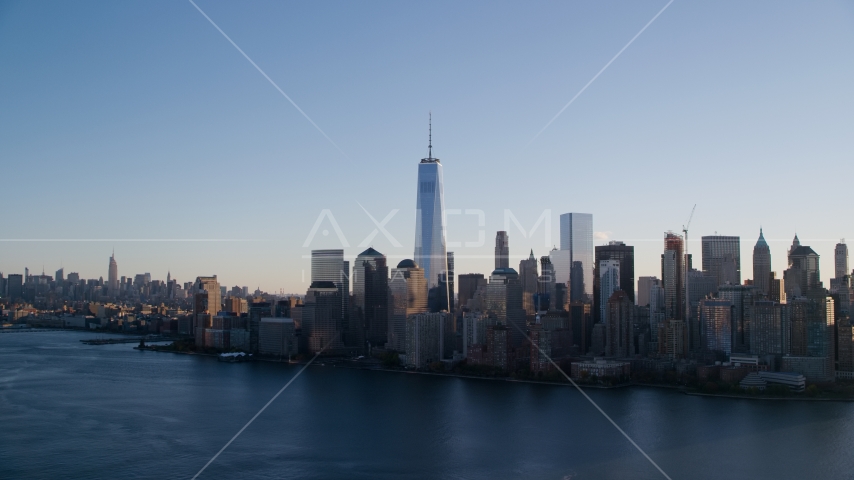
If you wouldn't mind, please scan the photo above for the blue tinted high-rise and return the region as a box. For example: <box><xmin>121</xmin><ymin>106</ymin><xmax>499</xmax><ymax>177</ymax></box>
<box><xmin>559</xmin><ymin>212</ymin><xmax>593</xmax><ymax>301</ymax></box>
<box><xmin>414</xmin><ymin>158</ymin><xmax>447</xmax><ymax>289</ymax></box>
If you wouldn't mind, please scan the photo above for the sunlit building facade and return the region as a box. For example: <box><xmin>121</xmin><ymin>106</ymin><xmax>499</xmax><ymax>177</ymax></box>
<box><xmin>414</xmin><ymin>144</ymin><xmax>448</xmax><ymax>290</ymax></box>
<box><xmin>388</xmin><ymin>259</ymin><xmax>428</xmax><ymax>352</ymax></box>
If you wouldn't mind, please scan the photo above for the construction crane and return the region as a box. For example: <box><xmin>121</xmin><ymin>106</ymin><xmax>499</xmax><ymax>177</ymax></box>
<box><xmin>682</xmin><ymin>204</ymin><xmax>696</xmax><ymax>251</ymax></box>
<box><xmin>682</xmin><ymin>204</ymin><xmax>696</xmax><ymax>324</ymax></box>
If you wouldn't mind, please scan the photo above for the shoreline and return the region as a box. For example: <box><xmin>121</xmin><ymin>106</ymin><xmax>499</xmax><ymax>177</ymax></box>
<box><xmin>131</xmin><ymin>343</ymin><xmax>854</xmax><ymax>403</ymax></box>
<box><xmin>683</xmin><ymin>391</ymin><xmax>854</xmax><ymax>402</ymax></box>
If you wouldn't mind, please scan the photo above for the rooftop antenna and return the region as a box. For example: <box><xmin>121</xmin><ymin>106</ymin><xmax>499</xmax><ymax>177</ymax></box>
<box><xmin>428</xmin><ymin>111</ymin><xmax>433</xmax><ymax>160</ymax></box>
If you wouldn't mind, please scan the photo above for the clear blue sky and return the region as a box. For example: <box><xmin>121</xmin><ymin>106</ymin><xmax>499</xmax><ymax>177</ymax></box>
<box><xmin>1</xmin><ymin>1</ymin><xmax>852</xmax><ymax>293</ymax></box>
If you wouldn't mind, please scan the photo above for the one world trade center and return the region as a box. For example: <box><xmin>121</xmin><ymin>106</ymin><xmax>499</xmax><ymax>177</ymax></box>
<box><xmin>414</xmin><ymin>115</ymin><xmax>448</xmax><ymax>290</ymax></box>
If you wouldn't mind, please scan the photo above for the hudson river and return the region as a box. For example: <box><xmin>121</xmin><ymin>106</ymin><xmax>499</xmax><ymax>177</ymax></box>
<box><xmin>2</xmin><ymin>331</ymin><xmax>853</xmax><ymax>479</ymax></box>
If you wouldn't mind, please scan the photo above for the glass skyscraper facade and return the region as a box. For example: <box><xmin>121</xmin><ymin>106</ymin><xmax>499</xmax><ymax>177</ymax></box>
<box><xmin>701</xmin><ymin>235</ymin><xmax>741</xmax><ymax>286</ymax></box>
<box><xmin>414</xmin><ymin>153</ymin><xmax>448</xmax><ymax>290</ymax></box>
<box><xmin>559</xmin><ymin>212</ymin><xmax>593</xmax><ymax>301</ymax></box>
<box><xmin>593</xmin><ymin>241</ymin><xmax>635</xmax><ymax>323</ymax></box>
<box><xmin>311</xmin><ymin>249</ymin><xmax>349</xmax><ymax>323</ymax></box>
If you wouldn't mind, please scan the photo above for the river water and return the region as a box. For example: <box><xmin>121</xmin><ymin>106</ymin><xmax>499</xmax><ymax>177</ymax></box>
<box><xmin>1</xmin><ymin>331</ymin><xmax>852</xmax><ymax>479</ymax></box>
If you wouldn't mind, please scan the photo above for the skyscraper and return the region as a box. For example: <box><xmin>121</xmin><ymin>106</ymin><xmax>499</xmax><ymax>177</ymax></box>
<box><xmin>784</xmin><ymin>292</ymin><xmax>835</xmax><ymax>382</ymax></box>
<box><xmin>662</xmin><ymin>232</ymin><xmax>684</xmax><ymax>320</ymax></box>
<box><xmin>784</xmin><ymin>237</ymin><xmax>821</xmax><ymax>297</ymax></box>
<box><xmin>750</xmin><ymin>300</ymin><xmax>783</xmax><ymax>357</ymax></box>
<box><xmin>429</xmin><ymin>251</ymin><xmax>455</xmax><ymax>313</ymax></box>
<box><xmin>598</xmin><ymin>259</ymin><xmax>620</xmax><ymax>324</ymax></box>
<box><xmin>495</xmin><ymin>231</ymin><xmax>509</xmax><ymax>270</ymax></box>
<box><xmin>753</xmin><ymin>229</ymin><xmax>771</xmax><ymax>296</ymax></box>
<box><xmin>567</xmin><ymin>262</ymin><xmax>583</xmax><ymax>303</ymax></box>
<box><xmin>445</xmin><ymin>251</ymin><xmax>455</xmax><ymax>311</ymax></box>
<box><xmin>388</xmin><ymin>259</ymin><xmax>428</xmax><ymax>352</ymax></box>
<box><xmin>519</xmin><ymin>250</ymin><xmax>538</xmax><ymax>315</ymax></box>
<box><xmin>352</xmin><ymin>247</ymin><xmax>389</xmax><ymax>349</ymax></box>
<box><xmin>311</xmin><ymin>249</ymin><xmax>349</xmax><ymax>321</ymax></box>
<box><xmin>605</xmin><ymin>290</ymin><xmax>633</xmax><ymax>358</ymax></box>
<box><xmin>193</xmin><ymin>276</ymin><xmax>221</xmax><ymax>347</ymax></box>
<box><xmin>108</xmin><ymin>251</ymin><xmax>118</xmax><ymax>294</ymax></box>
<box><xmin>559</xmin><ymin>213</ymin><xmax>593</xmax><ymax>301</ymax></box>
<box><xmin>637</xmin><ymin>276</ymin><xmax>659</xmax><ymax>307</ymax></box>
<box><xmin>835</xmin><ymin>241</ymin><xmax>849</xmax><ymax>281</ymax></box>
<box><xmin>701</xmin><ymin>235</ymin><xmax>741</xmax><ymax>286</ymax></box>
<box><xmin>414</xmin><ymin>117</ymin><xmax>448</xmax><ymax>291</ymax></box>
<box><xmin>699</xmin><ymin>298</ymin><xmax>732</xmax><ymax>355</ymax></box>
<box><xmin>537</xmin><ymin>256</ymin><xmax>556</xmax><ymax>312</ymax></box>
<box><xmin>249</xmin><ymin>301</ymin><xmax>272</xmax><ymax>353</ymax></box>
<box><xmin>831</xmin><ymin>241</ymin><xmax>850</xmax><ymax>293</ymax></box>
<box><xmin>687</xmin><ymin>268</ymin><xmax>718</xmax><ymax>351</ymax></box>
<box><xmin>485</xmin><ymin>267</ymin><xmax>525</xmax><ymax>347</ymax></box>
<box><xmin>7</xmin><ymin>274</ymin><xmax>23</xmax><ymax>301</ymax></box>
<box><xmin>404</xmin><ymin>312</ymin><xmax>452</xmax><ymax>368</ymax></box>
<box><xmin>718</xmin><ymin>284</ymin><xmax>755</xmax><ymax>353</ymax></box>
<box><xmin>457</xmin><ymin>273</ymin><xmax>486</xmax><ymax>311</ymax></box>
<box><xmin>352</xmin><ymin>247</ymin><xmax>383</xmax><ymax>310</ymax></box>
<box><xmin>593</xmin><ymin>241</ymin><xmax>635</xmax><ymax>322</ymax></box>
<box><xmin>548</xmin><ymin>247</ymin><xmax>570</xmax><ymax>291</ymax></box>
<box><xmin>303</xmin><ymin>281</ymin><xmax>344</xmax><ymax>354</ymax></box>
<box><xmin>789</xmin><ymin>233</ymin><xmax>801</xmax><ymax>256</ymax></box>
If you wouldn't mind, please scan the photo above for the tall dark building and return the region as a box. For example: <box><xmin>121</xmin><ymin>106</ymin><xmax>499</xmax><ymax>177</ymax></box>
<box><xmin>429</xmin><ymin>251</ymin><xmax>455</xmax><ymax>313</ymax></box>
<box><xmin>701</xmin><ymin>235</ymin><xmax>741</xmax><ymax>286</ymax></box>
<box><xmin>605</xmin><ymin>290</ymin><xmax>634</xmax><ymax>358</ymax></box>
<box><xmin>537</xmin><ymin>256</ymin><xmax>555</xmax><ymax>311</ymax></box>
<box><xmin>519</xmin><ymin>250</ymin><xmax>538</xmax><ymax>315</ymax></box>
<box><xmin>784</xmin><ymin>235</ymin><xmax>822</xmax><ymax>297</ymax></box>
<box><xmin>495</xmin><ymin>231</ymin><xmax>509</xmax><ymax>270</ymax></box>
<box><xmin>304</xmin><ymin>281</ymin><xmax>345</xmax><ymax>355</ymax></box>
<box><xmin>569</xmin><ymin>301</ymin><xmax>593</xmax><ymax>355</ymax></box>
<box><xmin>485</xmin><ymin>268</ymin><xmax>525</xmax><ymax>347</ymax></box>
<box><xmin>311</xmin><ymin>249</ymin><xmax>349</xmax><ymax>329</ymax></box>
<box><xmin>784</xmin><ymin>291</ymin><xmax>835</xmax><ymax>381</ymax></box>
<box><xmin>7</xmin><ymin>274</ymin><xmax>23</xmax><ymax>301</ymax></box>
<box><xmin>249</xmin><ymin>301</ymin><xmax>273</xmax><ymax>353</ymax></box>
<box><xmin>457</xmin><ymin>273</ymin><xmax>486</xmax><ymax>310</ymax></box>
<box><xmin>353</xmin><ymin>248</ymin><xmax>389</xmax><ymax>349</ymax></box>
<box><xmin>593</xmin><ymin>241</ymin><xmax>635</xmax><ymax>323</ymax></box>
<box><xmin>662</xmin><ymin>232</ymin><xmax>685</xmax><ymax>320</ymax></box>
<box><xmin>753</xmin><ymin>229</ymin><xmax>772</xmax><ymax>296</ymax></box>
<box><xmin>446</xmin><ymin>251</ymin><xmax>455</xmax><ymax>312</ymax></box>
<box><xmin>570</xmin><ymin>261</ymin><xmax>585</xmax><ymax>304</ymax></box>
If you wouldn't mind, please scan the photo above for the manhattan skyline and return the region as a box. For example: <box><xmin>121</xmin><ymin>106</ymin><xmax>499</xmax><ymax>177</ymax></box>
<box><xmin>1</xmin><ymin>1</ymin><xmax>853</xmax><ymax>292</ymax></box>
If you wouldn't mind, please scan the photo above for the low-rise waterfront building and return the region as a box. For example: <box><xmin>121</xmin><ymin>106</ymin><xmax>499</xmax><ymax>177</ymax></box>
<box><xmin>758</xmin><ymin>371</ymin><xmax>806</xmax><ymax>392</ymax></box>
<box><xmin>570</xmin><ymin>358</ymin><xmax>630</xmax><ymax>380</ymax></box>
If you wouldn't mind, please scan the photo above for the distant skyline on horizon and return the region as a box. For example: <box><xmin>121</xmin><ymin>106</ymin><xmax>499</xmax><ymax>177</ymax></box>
<box><xmin>1</xmin><ymin>229</ymin><xmax>845</xmax><ymax>296</ymax></box>
<box><xmin>2</xmin><ymin>1</ymin><xmax>852</xmax><ymax>292</ymax></box>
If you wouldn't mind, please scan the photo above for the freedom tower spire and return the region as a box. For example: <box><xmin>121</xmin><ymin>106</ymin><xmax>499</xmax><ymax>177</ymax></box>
<box><xmin>414</xmin><ymin>113</ymin><xmax>448</xmax><ymax>289</ymax></box>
